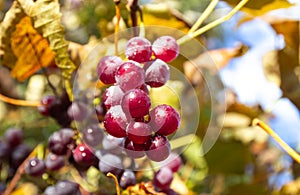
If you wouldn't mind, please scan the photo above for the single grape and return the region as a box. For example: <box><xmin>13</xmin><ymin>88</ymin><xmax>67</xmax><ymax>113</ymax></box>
<box><xmin>72</xmin><ymin>143</ymin><xmax>96</xmax><ymax>166</ymax></box>
<box><xmin>102</xmin><ymin>134</ymin><xmax>124</xmax><ymax>154</ymax></box>
<box><xmin>45</xmin><ymin>153</ymin><xmax>65</xmax><ymax>171</ymax></box>
<box><xmin>5</xmin><ymin>127</ymin><xmax>23</xmax><ymax>147</ymax></box>
<box><xmin>102</xmin><ymin>85</ymin><xmax>124</xmax><ymax>109</ymax></box>
<box><xmin>99</xmin><ymin>153</ymin><xmax>123</xmax><ymax>176</ymax></box>
<box><xmin>125</xmin><ymin>37</ymin><xmax>152</xmax><ymax>63</ymax></box>
<box><xmin>119</xmin><ymin>170</ymin><xmax>136</xmax><ymax>189</ymax></box>
<box><xmin>115</xmin><ymin>61</ymin><xmax>145</xmax><ymax>92</ymax></box>
<box><xmin>103</xmin><ymin>105</ymin><xmax>127</xmax><ymax>138</ymax></box>
<box><xmin>44</xmin><ymin>186</ymin><xmax>57</xmax><ymax>195</ymax></box>
<box><xmin>123</xmin><ymin>137</ymin><xmax>146</xmax><ymax>159</ymax></box>
<box><xmin>158</xmin><ymin>152</ymin><xmax>182</xmax><ymax>173</ymax></box>
<box><xmin>97</xmin><ymin>55</ymin><xmax>123</xmax><ymax>84</ymax></box>
<box><xmin>25</xmin><ymin>157</ymin><xmax>46</xmax><ymax>176</ymax></box>
<box><xmin>144</xmin><ymin>59</ymin><xmax>170</xmax><ymax>87</ymax></box>
<box><xmin>152</xmin><ymin>36</ymin><xmax>179</xmax><ymax>62</ymax></box>
<box><xmin>0</xmin><ymin>141</ymin><xmax>11</xmax><ymax>159</ymax></box>
<box><xmin>48</xmin><ymin>128</ymin><xmax>75</xmax><ymax>155</ymax></box>
<box><xmin>11</xmin><ymin>144</ymin><xmax>31</xmax><ymax>168</ymax></box>
<box><xmin>38</xmin><ymin>95</ymin><xmax>56</xmax><ymax>116</ymax></box>
<box><xmin>67</xmin><ymin>101</ymin><xmax>89</xmax><ymax>122</ymax></box>
<box><xmin>0</xmin><ymin>182</ymin><xmax>6</xmax><ymax>193</ymax></box>
<box><xmin>126</xmin><ymin>121</ymin><xmax>152</xmax><ymax>145</ymax></box>
<box><xmin>149</xmin><ymin>104</ymin><xmax>180</xmax><ymax>136</ymax></box>
<box><xmin>82</xmin><ymin>125</ymin><xmax>104</xmax><ymax>147</ymax></box>
<box><xmin>139</xmin><ymin>84</ymin><xmax>149</xmax><ymax>94</ymax></box>
<box><xmin>153</xmin><ymin>167</ymin><xmax>173</xmax><ymax>190</ymax></box>
<box><xmin>121</xmin><ymin>89</ymin><xmax>151</xmax><ymax>118</ymax></box>
<box><xmin>55</xmin><ymin>180</ymin><xmax>81</xmax><ymax>195</ymax></box>
<box><xmin>145</xmin><ymin>134</ymin><xmax>171</xmax><ymax>162</ymax></box>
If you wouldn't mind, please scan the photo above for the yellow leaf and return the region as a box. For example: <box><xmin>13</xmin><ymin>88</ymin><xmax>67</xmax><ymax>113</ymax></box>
<box><xmin>11</xmin><ymin>183</ymin><xmax>38</xmax><ymax>195</ymax></box>
<box><xmin>10</xmin><ymin>16</ymin><xmax>55</xmax><ymax>81</ymax></box>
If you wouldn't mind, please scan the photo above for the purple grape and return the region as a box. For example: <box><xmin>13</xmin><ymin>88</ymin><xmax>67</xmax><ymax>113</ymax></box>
<box><xmin>121</xmin><ymin>89</ymin><xmax>151</xmax><ymax>118</ymax></box>
<box><xmin>99</xmin><ymin>153</ymin><xmax>123</xmax><ymax>176</ymax></box>
<box><xmin>152</xmin><ymin>36</ymin><xmax>179</xmax><ymax>62</ymax></box>
<box><xmin>125</xmin><ymin>37</ymin><xmax>152</xmax><ymax>63</ymax></box>
<box><xmin>149</xmin><ymin>104</ymin><xmax>180</xmax><ymax>136</ymax></box>
<box><xmin>102</xmin><ymin>134</ymin><xmax>124</xmax><ymax>154</ymax></box>
<box><xmin>72</xmin><ymin>143</ymin><xmax>96</xmax><ymax>166</ymax></box>
<box><xmin>38</xmin><ymin>95</ymin><xmax>56</xmax><ymax>116</ymax></box>
<box><xmin>126</xmin><ymin>121</ymin><xmax>152</xmax><ymax>145</ymax></box>
<box><xmin>144</xmin><ymin>59</ymin><xmax>170</xmax><ymax>87</ymax></box>
<box><xmin>158</xmin><ymin>152</ymin><xmax>182</xmax><ymax>172</ymax></box>
<box><xmin>115</xmin><ymin>61</ymin><xmax>145</xmax><ymax>92</ymax></box>
<box><xmin>5</xmin><ymin>127</ymin><xmax>23</xmax><ymax>147</ymax></box>
<box><xmin>45</xmin><ymin>153</ymin><xmax>65</xmax><ymax>171</ymax></box>
<box><xmin>153</xmin><ymin>167</ymin><xmax>173</xmax><ymax>190</ymax></box>
<box><xmin>55</xmin><ymin>180</ymin><xmax>81</xmax><ymax>195</ymax></box>
<box><xmin>95</xmin><ymin>102</ymin><xmax>106</xmax><ymax>122</ymax></box>
<box><xmin>48</xmin><ymin>128</ymin><xmax>75</xmax><ymax>155</ymax></box>
<box><xmin>119</xmin><ymin>170</ymin><xmax>136</xmax><ymax>189</ymax></box>
<box><xmin>0</xmin><ymin>141</ymin><xmax>11</xmax><ymax>159</ymax></box>
<box><xmin>25</xmin><ymin>157</ymin><xmax>46</xmax><ymax>176</ymax></box>
<box><xmin>97</xmin><ymin>56</ymin><xmax>123</xmax><ymax>84</ymax></box>
<box><xmin>0</xmin><ymin>182</ymin><xmax>6</xmax><ymax>193</ymax></box>
<box><xmin>139</xmin><ymin>84</ymin><xmax>149</xmax><ymax>94</ymax></box>
<box><xmin>82</xmin><ymin>125</ymin><xmax>104</xmax><ymax>147</ymax></box>
<box><xmin>44</xmin><ymin>186</ymin><xmax>56</xmax><ymax>195</ymax></box>
<box><xmin>103</xmin><ymin>105</ymin><xmax>127</xmax><ymax>138</ymax></box>
<box><xmin>11</xmin><ymin>144</ymin><xmax>31</xmax><ymax>168</ymax></box>
<box><xmin>145</xmin><ymin>134</ymin><xmax>171</xmax><ymax>162</ymax></box>
<box><xmin>67</xmin><ymin>101</ymin><xmax>89</xmax><ymax>122</ymax></box>
<box><xmin>102</xmin><ymin>85</ymin><xmax>124</xmax><ymax>109</ymax></box>
<box><xmin>123</xmin><ymin>138</ymin><xmax>145</xmax><ymax>159</ymax></box>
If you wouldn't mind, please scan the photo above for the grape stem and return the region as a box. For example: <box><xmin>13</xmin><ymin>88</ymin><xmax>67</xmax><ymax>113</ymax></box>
<box><xmin>107</xmin><ymin>172</ymin><xmax>121</xmax><ymax>195</ymax></box>
<box><xmin>177</xmin><ymin>0</ymin><xmax>249</xmax><ymax>45</ymax></box>
<box><xmin>0</xmin><ymin>93</ymin><xmax>41</xmax><ymax>107</ymax></box>
<box><xmin>188</xmin><ymin>0</ymin><xmax>219</xmax><ymax>34</ymax></box>
<box><xmin>138</xmin><ymin>6</ymin><xmax>145</xmax><ymax>37</ymax></box>
<box><xmin>114</xmin><ymin>1</ymin><xmax>121</xmax><ymax>56</ymax></box>
<box><xmin>253</xmin><ymin>118</ymin><xmax>300</xmax><ymax>164</ymax></box>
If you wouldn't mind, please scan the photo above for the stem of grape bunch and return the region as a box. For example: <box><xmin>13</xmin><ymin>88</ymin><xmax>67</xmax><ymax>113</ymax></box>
<box><xmin>114</xmin><ymin>0</ymin><xmax>121</xmax><ymax>56</ymax></box>
<box><xmin>0</xmin><ymin>93</ymin><xmax>41</xmax><ymax>107</ymax></box>
<box><xmin>177</xmin><ymin>0</ymin><xmax>249</xmax><ymax>45</ymax></box>
<box><xmin>253</xmin><ymin>118</ymin><xmax>300</xmax><ymax>164</ymax></box>
<box><xmin>107</xmin><ymin>172</ymin><xmax>121</xmax><ymax>195</ymax></box>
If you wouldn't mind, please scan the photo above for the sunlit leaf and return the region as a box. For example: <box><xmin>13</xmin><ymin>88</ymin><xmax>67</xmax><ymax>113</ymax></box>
<box><xmin>9</xmin><ymin>16</ymin><xmax>55</xmax><ymax>81</ymax></box>
<box><xmin>224</xmin><ymin>0</ymin><xmax>293</xmax><ymax>15</ymax></box>
<box><xmin>123</xmin><ymin>182</ymin><xmax>166</xmax><ymax>195</ymax></box>
<box><xmin>11</xmin><ymin>183</ymin><xmax>38</xmax><ymax>195</ymax></box>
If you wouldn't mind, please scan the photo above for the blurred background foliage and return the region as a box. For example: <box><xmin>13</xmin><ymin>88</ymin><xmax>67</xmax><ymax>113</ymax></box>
<box><xmin>0</xmin><ymin>0</ymin><xmax>300</xmax><ymax>194</ymax></box>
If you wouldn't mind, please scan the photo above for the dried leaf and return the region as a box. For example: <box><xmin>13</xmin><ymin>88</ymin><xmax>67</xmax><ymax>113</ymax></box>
<box><xmin>10</xmin><ymin>16</ymin><xmax>55</xmax><ymax>81</ymax></box>
<box><xmin>123</xmin><ymin>182</ymin><xmax>166</xmax><ymax>195</ymax></box>
<box><xmin>11</xmin><ymin>183</ymin><xmax>38</xmax><ymax>195</ymax></box>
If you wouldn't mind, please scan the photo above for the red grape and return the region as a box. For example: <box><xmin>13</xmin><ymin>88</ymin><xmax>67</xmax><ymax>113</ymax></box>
<box><xmin>103</xmin><ymin>105</ymin><xmax>128</xmax><ymax>138</ymax></box>
<box><xmin>152</xmin><ymin>36</ymin><xmax>179</xmax><ymax>62</ymax></box>
<box><xmin>145</xmin><ymin>134</ymin><xmax>171</xmax><ymax>162</ymax></box>
<box><xmin>144</xmin><ymin>59</ymin><xmax>170</xmax><ymax>87</ymax></box>
<box><xmin>72</xmin><ymin>143</ymin><xmax>96</xmax><ymax>166</ymax></box>
<box><xmin>102</xmin><ymin>85</ymin><xmax>124</xmax><ymax>109</ymax></box>
<box><xmin>97</xmin><ymin>56</ymin><xmax>123</xmax><ymax>84</ymax></box>
<box><xmin>153</xmin><ymin>167</ymin><xmax>173</xmax><ymax>190</ymax></box>
<box><xmin>126</xmin><ymin>121</ymin><xmax>152</xmax><ymax>144</ymax></box>
<box><xmin>125</xmin><ymin>37</ymin><xmax>152</xmax><ymax>63</ymax></box>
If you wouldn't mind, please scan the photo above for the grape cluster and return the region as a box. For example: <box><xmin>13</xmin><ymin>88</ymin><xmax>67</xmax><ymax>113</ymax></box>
<box><xmin>97</xmin><ymin>36</ymin><xmax>180</xmax><ymax>162</ymax></box>
<box><xmin>0</xmin><ymin>127</ymin><xmax>32</xmax><ymax>183</ymax></box>
<box><xmin>44</xmin><ymin>180</ymin><xmax>81</xmax><ymax>195</ymax></box>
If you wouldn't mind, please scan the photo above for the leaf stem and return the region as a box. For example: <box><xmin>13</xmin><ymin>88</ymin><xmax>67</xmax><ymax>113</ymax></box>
<box><xmin>253</xmin><ymin>118</ymin><xmax>300</xmax><ymax>164</ymax></box>
<box><xmin>188</xmin><ymin>0</ymin><xmax>219</xmax><ymax>34</ymax></box>
<box><xmin>177</xmin><ymin>0</ymin><xmax>249</xmax><ymax>45</ymax></box>
<box><xmin>107</xmin><ymin>172</ymin><xmax>121</xmax><ymax>195</ymax></box>
<box><xmin>0</xmin><ymin>93</ymin><xmax>41</xmax><ymax>107</ymax></box>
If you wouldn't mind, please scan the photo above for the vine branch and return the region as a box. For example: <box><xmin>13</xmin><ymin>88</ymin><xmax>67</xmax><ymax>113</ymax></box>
<box><xmin>0</xmin><ymin>93</ymin><xmax>41</xmax><ymax>107</ymax></box>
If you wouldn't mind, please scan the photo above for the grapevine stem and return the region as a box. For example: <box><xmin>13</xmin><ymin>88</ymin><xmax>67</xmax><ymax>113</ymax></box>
<box><xmin>114</xmin><ymin>2</ymin><xmax>121</xmax><ymax>56</ymax></box>
<box><xmin>177</xmin><ymin>0</ymin><xmax>249</xmax><ymax>45</ymax></box>
<box><xmin>188</xmin><ymin>0</ymin><xmax>219</xmax><ymax>34</ymax></box>
<box><xmin>107</xmin><ymin>172</ymin><xmax>121</xmax><ymax>195</ymax></box>
<box><xmin>169</xmin><ymin>133</ymin><xmax>196</xmax><ymax>149</ymax></box>
<box><xmin>138</xmin><ymin>6</ymin><xmax>145</xmax><ymax>37</ymax></box>
<box><xmin>253</xmin><ymin>118</ymin><xmax>300</xmax><ymax>164</ymax></box>
<box><xmin>0</xmin><ymin>93</ymin><xmax>41</xmax><ymax>107</ymax></box>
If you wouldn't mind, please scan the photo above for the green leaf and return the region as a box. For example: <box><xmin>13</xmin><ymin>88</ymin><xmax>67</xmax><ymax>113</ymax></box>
<box><xmin>224</xmin><ymin>0</ymin><xmax>293</xmax><ymax>15</ymax></box>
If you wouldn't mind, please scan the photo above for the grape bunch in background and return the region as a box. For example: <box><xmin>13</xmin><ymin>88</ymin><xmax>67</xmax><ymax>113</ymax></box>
<box><xmin>97</xmin><ymin>35</ymin><xmax>181</xmax><ymax>162</ymax></box>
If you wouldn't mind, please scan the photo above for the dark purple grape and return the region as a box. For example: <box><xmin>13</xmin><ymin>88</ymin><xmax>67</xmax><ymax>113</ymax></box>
<box><xmin>121</xmin><ymin>89</ymin><xmax>151</xmax><ymax>118</ymax></box>
<box><xmin>158</xmin><ymin>152</ymin><xmax>182</xmax><ymax>173</ymax></box>
<box><xmin>48</xmin><ymin>128</ymin><xmax>75</xmax><ymax>155</ymax></box>
<box><xmin>99</xmin><ymin>154</ymin><xmax>123</xmax><ymax>176</ymax></box>
<box><xmin>67</xmin><ymin>101</ymin><xmax>89</xmax><ymax>122</ymax></box>
<box><xmin>11</xmin><ymin>144</ymin><xmax>31</xmax><ymax>168</ymax></box>
<box><xmin>55</xmin><ymin>180</ymin><xmax>81</xmax><ymax>195</ymax></box>
<box><xmin>115</xmin><ymin>61</ymin><xmax>145</xmax><ymax>92</ymax></box>
<box><xmin>82</xmin><ymin>125</ymin><xmax>104</xmax><ymax>147</ymax></box>
<box><xmin>97</xmin><ymin>56</ymin><xmax>123</xmax><ymax>84</ymax></box>
<box><xmin>0</xmin><ymin>182</ymin><xmax>6</xmax><ymax>193</ymax></box>
<box><xmin>38</xmin><ymin>95</ymin><xmax>56</xmax><ymax>116</ymax></box>
<box><xmin>126</xmin><ymin>121</ymin><xmax>152</xmax><ymax>145</ymax></box>
<box><xmin>144</xmin><ymin>59</ymin><xmax>170</xmax><ymax>87</ymax></box>
<box><xmin>5</xmin><ymin>127</ymin><xmax>23</xmax><ymax>147</ymax></box>
<box><xmin>125</xmin><ymin>37</ymin><xmax>152</xmax><ymax>63</ymax></box>
<box><xmin>103</xmin><ymin>105</ymin><xmax>127</xmax><ymax>138</ymax></box>
<box><xmin>45</xmin><ymin>153</ymin><xmax>65</xmax><ymax>171</ymax></box>
<box><xmin>102</xmin><ymin>85</ymin><xmax>124</xmax><ymax>109</ymax></box>
<box><xmin>95</xmin><ymin>102</ymin><xmax>106</xmax><ymax>122</ymax></box>
<box><xmin>25</xmin><ymin>157</ymin><xmax>46</xmax><ymax>176</ymax></box>
<box><xmin>102</xmin><ymin>134</ymin><xmax>124</xmax><ymax>154</ymax></box>
<box><xmin>44</xmin><ymin>186</ymin><xmax>56</xmax><ymax>195</ymax></box>
<box><xmin>72</xmin><ymin>143</ymin><xmax>96</xmax><ymax>166</ymax></box>
<box><xmin>119</xmin><ymin>170</ymin><xmax>136</xmax><ymax>189</ymax></box>
<box><xmin>123</xmin><ymin>138</ymin><xmax>145</xmax><ymax>159</ymax></box>
<box><xmin>0</xmin><ymin>141</ymin><xmax>11</xmax><ymax>159</ymax></box>
<box><xmin>152</xmin><ymin>36</ymin><xmax>179</xmax><ymax>62</ymax></box>
<box><xmin>145</xmin><ymin>134</ymin><xmax>171</xmax><ymax>162</ymax></box>
<box><xmin>153</xmin><ymin>167</ymin><xmax>173</xmax><ymax>190</ymax></box>
<box><xmin>149</xmin><ymin>104</ymin><xmax>180</xmax><ymax>136</ymax></box>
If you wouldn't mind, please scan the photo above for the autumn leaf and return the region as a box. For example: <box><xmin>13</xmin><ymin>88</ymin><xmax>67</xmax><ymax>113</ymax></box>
<box><xmin>9</xmin><ymin>16</ymin><xmax>55</xmax><ymax>81</ymax></box>
<box><xmin>11</xmin><ymin>183</ymin><xmax>38</xmax><ymax>195</ymax></box>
